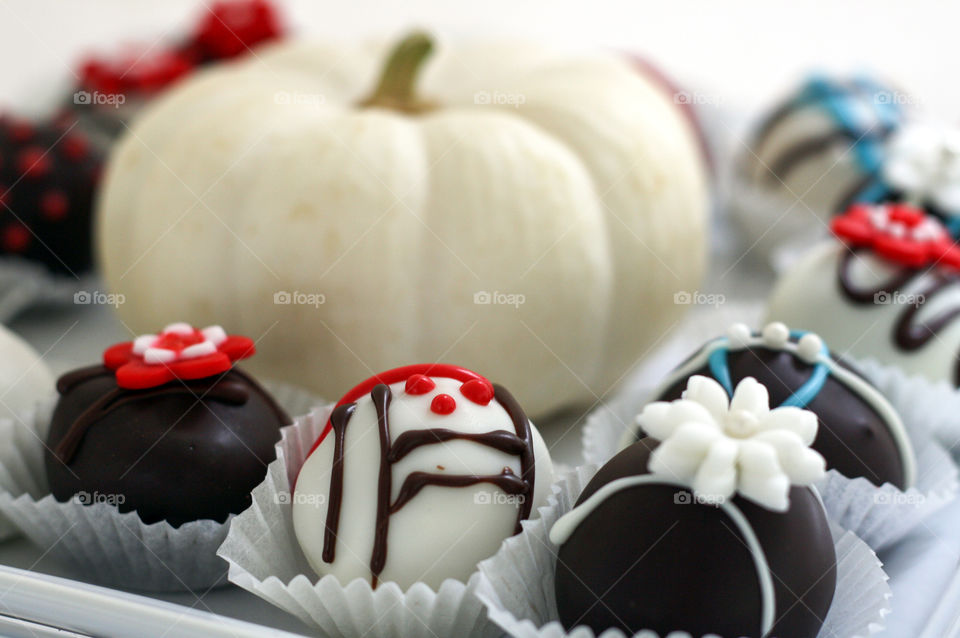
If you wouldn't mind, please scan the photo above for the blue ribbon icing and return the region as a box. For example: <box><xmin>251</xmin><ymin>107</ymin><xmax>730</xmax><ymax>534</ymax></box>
<box><xmin>707</xmin><ymin>330</ymin><xmax>831</xmax><ymax>410</ymax></box>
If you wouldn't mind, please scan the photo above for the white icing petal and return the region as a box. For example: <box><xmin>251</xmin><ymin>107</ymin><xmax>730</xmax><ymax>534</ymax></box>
<box><xmin>681</xmin><ymin>375</ymin><xmax>730</xmax><ymax>421</ymax></box>
<box><xmin>648</xmin><ymin>422</ymin><xmax>721</xmax><ymax>482</ymax></box>
<box><xmin>636</xmin><ymin>399</ymin><xmax>715</xmax><ymax>441</ymax></box>
<box><xmin>163</xmin><ymin>322</ymin><xmax>194</xmax><ymax>335</ymax></box>
<box><xmin>760</xmin><ymin>406</ymin><xmax>819</xmax><ymax>446</ymax></box>
<box><xmin>729</xmin><ymin>377</ymin><xmax>770</xmax><ymax>418</ymax></box>
<box><xmin>132</xmin><ymin>334</ymin><xmax>157</xmax><ymax>355</ymax></box>
<box><xmin>752</xmin><ymin>430</ymin><xmax>826</xmax><ymax>485</ymax></box>
<box><xmin>201</xmin><ymin>325</ymin><xmax>227</xmax><ymax>345</ymax></box>
<box><xmin>884</xmin><ymin>123</ymin><xmax>960</xmax><ymax>214</ymax></box>
<box><xmin>180</xmin><ymin>341</ymin><xmax>217</xmax><ymax>359</ymax></box>
<box><xmin>737</xmin><ymin>440</ymin><xmax>791</xmax><ymax>512</ymax></box>
<box><xmin>691</xmin><ymin>437</ymin><xmax>738</xmax><ymax>502</ymax></box>
<box><xmin>143</xmin><ymin>347</ymin><xmax>177</xmax><ymax>364</ymax></box>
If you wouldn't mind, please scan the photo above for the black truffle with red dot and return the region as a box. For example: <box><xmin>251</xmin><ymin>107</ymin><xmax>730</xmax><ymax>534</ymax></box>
<box><xmin>0</xmin><ymin>113</ymin><xmax>102</xmax><ymax>275</ymax></box>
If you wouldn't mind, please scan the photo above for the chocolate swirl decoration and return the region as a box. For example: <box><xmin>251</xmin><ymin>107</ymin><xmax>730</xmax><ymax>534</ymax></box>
<box><xmin>838</xmin><ymin>249</ymin><xmax>960</xmax><ymax>384</ymax></box>
<box><xmin>53</xmin><ymin>365</ymin><xmax>288</xmax><ymax>464</ymax></box>
<box><xmin>321</xmin><ymin>382</ymin><xmax>535</xmax><ymax>587</ymax></box>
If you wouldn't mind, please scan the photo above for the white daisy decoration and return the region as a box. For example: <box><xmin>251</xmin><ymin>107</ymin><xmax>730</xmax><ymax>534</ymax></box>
<box><xmin>883</xmin><ymin>123</ymin><xmax>960</xmax><ymax>213</ymax></box>
<box><xmin>637</xmin><ymin>375</ymin><xmax>827</xmax><ymax>511</ymax></box>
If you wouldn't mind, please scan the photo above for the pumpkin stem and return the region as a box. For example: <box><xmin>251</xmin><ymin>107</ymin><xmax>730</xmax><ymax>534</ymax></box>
<box><xmin>359</xmin><ymin>32</ymin><xmax>435</xmax><ymax>113</ymax></box>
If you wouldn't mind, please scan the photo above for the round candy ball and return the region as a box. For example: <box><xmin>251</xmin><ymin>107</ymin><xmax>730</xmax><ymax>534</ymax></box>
<box><xmin>554</xmin><ymin>441</ymin><xmax>837</xmax><ymax>638</ymax></box>
<box><xmin>293</xmin><ymin>364</ymin><xmax>553</xmax><ymax>589</ymax></box>
<box><xmin>45</xmin><ymin>365</ymin><xmax>289</xmax><ymax>526</ymax></box>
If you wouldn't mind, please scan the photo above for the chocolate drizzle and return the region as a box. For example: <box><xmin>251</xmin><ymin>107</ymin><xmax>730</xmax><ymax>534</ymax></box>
<box><xmin>53</xmin><ymin>364</ymin><xmax>287</xmax><ymax>464</ymax></box>
<box><xmin>320</xmin><ymin>380</ymin><xmax>536</xmax><ymax>586</ymax></box>
<box><xmin>838</xmin><ymin>250</ymin><xmax>960</xmax><ymax>384</ymax></box>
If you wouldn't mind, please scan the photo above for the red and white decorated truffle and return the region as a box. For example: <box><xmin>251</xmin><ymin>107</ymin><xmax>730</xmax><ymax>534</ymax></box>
<box><xmin>292</xmin><ymin>364</ymin><xmax>553</xmax><ymax>589</ymax></box>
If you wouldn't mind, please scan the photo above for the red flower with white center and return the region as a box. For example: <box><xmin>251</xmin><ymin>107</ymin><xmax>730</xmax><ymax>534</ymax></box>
<box><xmin>830</xmin><ymin>202</ymin><xmax>960</xmax><ymax>269</ymax></box>
<box><xmin>103</xmin><ymin>322</ymin><xmax>255</xmax><ymax>389</ymax></box>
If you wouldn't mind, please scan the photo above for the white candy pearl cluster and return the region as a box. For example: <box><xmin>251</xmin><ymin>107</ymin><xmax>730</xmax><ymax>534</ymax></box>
<box><xmin>726</xmin><ymin>322</ymin><xmax>824</xmax><ymax>364</ymax></box>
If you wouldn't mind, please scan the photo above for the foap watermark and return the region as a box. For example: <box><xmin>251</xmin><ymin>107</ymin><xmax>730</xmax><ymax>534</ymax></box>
<box><xmin>674</xmin><ymin>90</ymin><xmax>723</xmax><ymax>107</ymax></box>
<box><xmin>274</xmin><ymin>290</ymin><xmax>326</xmax><ymax>307</ymax></box>
<box><xmin>874</xmin><ymin>492</ymin><xmax>925</xmax><ymax>506</ymax></box>
<box><xmin>873</xmin><ymin>290</ymin><xmax>925</xmax><ymax>307</ymax></box>
<box><xmin>474</xmin><ymin>89</ymin><xmax>526</xmax><ymax>108</ymax></box>
<box><xmin>674</xmin><ymin>490</ymin><xmax>725</xmax><ymax>506</ymax></box>
<box><xmin>474</xmin><ymin>491</ymin><xmax>526</xmax><ymax>506</ymax></box>
<box><xmin>74</xmin><ymin>290</ymin><xmax>125</xmax><ymax>307</ymax></box>
<box><xmin>73</xmin><ymin>491</ymin><xmax>126</xmax><ymax>506</ymax></box>
<box><xmin>274</xmin><ymin>90</ymin><xmax>325</xmax><ymax>109</ymax></box>
<box><xmin>673</xmin><ymin>290</ymin><xmax>725</xmax><ymax>307</ymax></box>
<box><xmin>875</xmin><ymin>90</ymin><xmax>924</xmax><ymax>107</ymax></box>
<box><xmin>474</xmin><ymin>290</ymin><xmax>525</xmax><ymax>308</ymax></box>
<box><xmin>73</xmin><ymin>90</ymin><xmax>126</xmax><ymax>109</ymax></box>
<box><xmin>275</xmin><ymin>491</ymin><xmax>326</xmax><ymax>507</ymax></box>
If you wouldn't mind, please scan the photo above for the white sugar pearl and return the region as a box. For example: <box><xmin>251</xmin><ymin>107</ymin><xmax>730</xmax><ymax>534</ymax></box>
<box><xmin>761</xmin><ymin>322</ymin><xmax>790</xmax><ymax>347</ymax></box>
<box><xmin>797</xmin><ymin>333</ymin><xmax>824</xmax><ymax>363</ymax></box>
<box><xmin>726</xmin><ymin>323</ymin><xmax>752</xmax><ymax>346</ymax></box>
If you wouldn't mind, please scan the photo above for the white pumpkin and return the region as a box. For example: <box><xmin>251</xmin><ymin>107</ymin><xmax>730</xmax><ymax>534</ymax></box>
<box><xmin>97</xmin><ymin>33</ymin><xmax>708</xmax><ymax>416</ymax></box>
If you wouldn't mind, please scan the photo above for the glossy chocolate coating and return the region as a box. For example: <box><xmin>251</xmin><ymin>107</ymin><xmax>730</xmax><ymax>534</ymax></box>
<box><xmin>44</xmin><ymin>365</ymin><xmax>289</xmax><ymax>526</ymax></box>
<box><xmin>555</xmin><ymin>441</ymin><xmax>837</xmax><ymax>638</ymax></box>
<box><xmin>654</xmin><ymin>347</ymin><xmax>907</xmax><ymax>489</ymax></box>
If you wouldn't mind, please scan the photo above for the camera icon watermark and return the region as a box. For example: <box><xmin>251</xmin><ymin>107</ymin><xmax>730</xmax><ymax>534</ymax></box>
<box><xmin>473</xmin><ymin>89</ymin><xmax>526</xmax><ymax>108</ymax></box>
<box><xmin>274</xmin><ymin>491</ymin><xmax>326</xmax><ymax>507</ymax></box>
<box><xmin>274</xmin><ymin>290</ymin><xmax>325</xmax><ymax>308</ymax></box>
<box><xmin>73</xmin><ymin>90</ymin><xmax>126</xmax><ymax>109</ymax></box>
<box><xmin>874</xmin><ymin>90</ymin><xmax>924</xmax><ymax>106</ymax></box>
<box><xmin>74</xmin><ymin>290</ymin><xmax>125</xmax><ymax>307</ymax></box>
<box><xmin>873</xmin><ymin>290</ymin><xmax>925</xmax><ymax>307</ymax></box>
<box><xmin>874</xmin><ymin>492</ymin><xmax>925</xmax><ymax>506</ymax></box>
<box><xmin>73</xmin><ymin>491</ymin><xmax>126</xmax><ymax>506</ymax></box>
<box><xmin>473</xmin><ymin>491</ymin><xmax>526</xmax><ymax>506</ymax></box>
<box><xmin>274</xmin><ymin>90</ymin><xmax>325</xmax><ymax>109</ymax></box>
<box><xmin>674</xmin><ymin>490</ymin><xmax>725</xmax><ymax>506</ymax></box>
<box><xmin>673</xmin><ymin>290</ymin><xmax>725</xmax><ymax>307</ymax></box>
<box><xmin>473</xmin><ymin>290</ymin><xmax>525</xmax><ymax>308</ymax></box>
<box><xmin>674</xmin><ymin>90</ymin><xmax>723</xmax><ymax>107</ymax></box>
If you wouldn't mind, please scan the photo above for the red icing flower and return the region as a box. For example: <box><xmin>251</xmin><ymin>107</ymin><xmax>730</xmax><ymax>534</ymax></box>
<box><xmin>103</xmin><ymin>322</ymin><xmax>255</xmax><ymax>389</ymax></box>
<box><xmin>831</xmin><ymin>202</ymin><xmax>960</xmax><ymax>270</ymax></box>
<box><xmin>192</xmin><ymin>0</ymin><xmax>284</xmax><ymax>60</ymax></box>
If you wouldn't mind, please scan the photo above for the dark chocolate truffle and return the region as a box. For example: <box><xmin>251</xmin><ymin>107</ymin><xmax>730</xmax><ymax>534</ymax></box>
<box><xmin>553</xmin><ymin>441</ymin><xmax>837</xmax><ymax>638</ymax></box>
<box><xmin>0</xmin><ymin>113</ymin><xmax>101</xmax><ymax>275</ymax></box>
<box><xmin>628</xmin><ymin>322</ymin><xmax>914</xmax><ymax>489</ymax></box>
<box><xmin>44</xmin><ymin>323</ymin><xmax>290</xmax><ymax>526</ymax></box>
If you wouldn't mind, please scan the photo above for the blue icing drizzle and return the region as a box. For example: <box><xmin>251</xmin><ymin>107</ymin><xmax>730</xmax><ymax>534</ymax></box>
<box><xmin>706</xmin><ymin>331</ymin><xmax>831</xmax><ymax>409</ymax></box>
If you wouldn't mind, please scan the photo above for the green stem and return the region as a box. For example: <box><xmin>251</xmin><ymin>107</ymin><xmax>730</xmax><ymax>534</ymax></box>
<box><xmin>359</xmin><ymin>32</ymin><xmax>435</xmax><ymax>113</ymax></box>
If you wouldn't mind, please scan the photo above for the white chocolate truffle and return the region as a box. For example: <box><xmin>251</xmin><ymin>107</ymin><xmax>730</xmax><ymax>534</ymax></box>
<box><xmin>0</xmin><ymin>324</ymin><xmax>53</xmax><ymax>422</ymax></box>
<box><xmin>292</xmin><ymin>365</ymin><xmax>553</xmax><ymax>589</ymax></box>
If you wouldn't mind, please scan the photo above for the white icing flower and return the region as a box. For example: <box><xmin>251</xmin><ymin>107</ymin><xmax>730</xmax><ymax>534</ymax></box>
<box><xmin>883</xmin><ymin>123</ymin><xmax>960</xmax><ymax>213</ymax></box>
<box><xmin>637</xmin><ymin>375</ymin><xmax>826</xmax><ymax>511</ymax></box>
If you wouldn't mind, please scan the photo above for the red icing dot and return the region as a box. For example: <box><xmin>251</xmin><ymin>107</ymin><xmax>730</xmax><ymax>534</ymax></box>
<box><xmin>460</xmin><ymin>378</ymin><xmax>494</xmax><ymax>405</ymax></box>
<box><xmin>40</xmin><ymin>190</ymin><xmax>69</xmax><ymax>221</ymax></box>
<box><xmin>61</xmin><ymin>135</ymin><xmax>89</xmax><ymax>162</ymax></box>
<box><xmin>404</xmin><ymin>373</ymin><xmax>436</xmax><ymax>395</ymax></box>
<box><xmin>430</xmin><ymin>394</ymin><xmax>456</xmax><ymax>415</ymax></box>
<box><xmin>2</xmin><ymin>225</ymin><xmax>30</xmax><ymax>253</ymax></box>
<box><xmin>16</xmin><ymin>147</ymin><xmax>51</xmax><ymax>179</ymax></box>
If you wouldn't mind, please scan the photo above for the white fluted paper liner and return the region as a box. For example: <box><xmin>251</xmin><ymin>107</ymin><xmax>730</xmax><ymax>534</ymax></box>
<box><xmin>217</xmin><ymin>406</ymin><xmax>501</xmax><ymax>638</ymax></box>
<box><xmin>582</xmin><ymin>355</ymin><xmax>959</xmax><ymax>551</ymax></box>
<box><xmin>0</xmin><ymin>380</ymin><xmax>321</xmax><ymax>592</ymax></box>
<box><xmin>476</xmin><ymin>465</ymin><xmax>891</xmax><ymax>638</ymax></box>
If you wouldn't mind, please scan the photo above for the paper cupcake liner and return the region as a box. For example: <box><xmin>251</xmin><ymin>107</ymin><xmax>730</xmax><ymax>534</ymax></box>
<box><xmin>0</xmin><ymin>258</ymin><xmax>96</xmax><ymax>322</ymax></box>
<box><xmin>217</xmin><ymin>407</ymin><xmax>501</xmax><ymax>638</ymax></box>
<box><xmin>582</xmin><ymin>355</ymin><xmax>959</xmax><ymax>551</ymax></box>
<box><xmin>476</xmin><ymin>465</ymin><xmax>892</xmax><ymax>638</ymax></box>
<box><xmin>0</xmin><ymin>380</ymin><xmax>321</xmax><ymax>592</ymax></box>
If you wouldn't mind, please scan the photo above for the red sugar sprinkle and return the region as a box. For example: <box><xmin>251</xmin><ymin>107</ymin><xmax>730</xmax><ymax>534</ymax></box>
<box><xmin>430</xmin><ymin>394</ymin><xmax>456</xmax><ymax>415</ymax></box>
<box><xmin>404</xmin><ymin>373</ymin><xmax>436</xmax><ymax>395</ymax></box>
<box><xmin>2</xmin><ymin>225</ymin><xmax>30</xmax><ymax>253</ymax></box>
<box><xmin>40</xmin><ymin>191</ymin><xmax>69</xmax><ymax>221</ymax></box>
<box><xmin>16</xmin><ymin>147</ymin><xmax>51</xmax><ymax>179</ymax></box>
<box><xmin>460</xmin><ymin>378</ymin><xmax>495</xmax><ymax>405</ymax></box>
<box><xmin>61</xmin><ymin>135</ymin><xmax>89</xmax><ymax>162</ymax></box>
